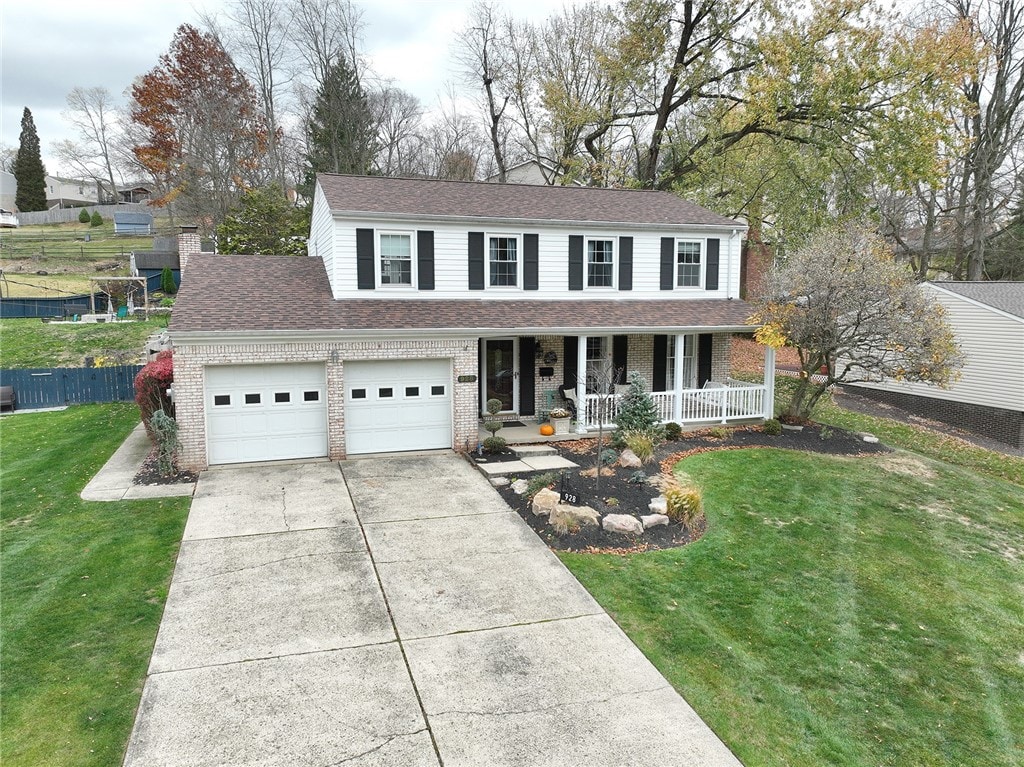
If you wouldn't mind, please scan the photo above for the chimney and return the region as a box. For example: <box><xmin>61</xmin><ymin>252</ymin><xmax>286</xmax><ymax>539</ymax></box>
<box><xmin>177</xmin><ymin>225</ymin><xmax>201</xmax><ymax>274</ymax></box>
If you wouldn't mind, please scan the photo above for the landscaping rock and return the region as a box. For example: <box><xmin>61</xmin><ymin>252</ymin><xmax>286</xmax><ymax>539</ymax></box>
<box><xmin>490</xmin><ymin>477</ymin><xmax>510</xmax><ymax>488</ymax></box>
<box><xmin>618</xmin><ymin>448</ymin><xmax>643</xmax><ymax>468</ymax></box>
<box><xmin>511</xmin><ymin>479</ymin><xmax>530</xmax><ymax>495</ymax></box>
<box><xmin>602</xmin><ymin>514</ymin><xmax>644</xmax><ymax>534</ymax></box>
<box><xmin>531</xmin><ymin>487</ymin><xmax>561</xmax><ymax>517</ymax></box>
<box><xmin>648</xmin><ymin>495</ymin><xmax>668</xmax><ymax>514</ymax></box>
<box><xmin>861</xmin><ymin>433</ymin><xmax>880</xmax><ymax>444</ymax></box>
<box><xmin>550</xmin><ymin>504</ymin><xmax>600</xmax><ymax>529</ymax></box>
<box><xmin>642</xmin><ymin>513</ymin><xmax>670</xmax><ymax>529</ymax></box>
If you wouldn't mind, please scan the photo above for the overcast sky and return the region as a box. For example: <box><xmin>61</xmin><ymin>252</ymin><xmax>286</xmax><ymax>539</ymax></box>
<box><xmin>0</xmin><ymin>0</ymin><xmax>566</xmax><ymax>177</ymax></box>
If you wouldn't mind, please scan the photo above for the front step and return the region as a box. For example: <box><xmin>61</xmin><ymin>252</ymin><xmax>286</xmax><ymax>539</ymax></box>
<box><xmin>511</xmin><ymin>444</ymin><xmax>558</xmax><ymax>458</ymax></box>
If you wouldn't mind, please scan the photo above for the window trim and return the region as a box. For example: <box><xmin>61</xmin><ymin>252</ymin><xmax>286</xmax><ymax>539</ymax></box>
<box><xmin>486</xmin><ymin>233</ymin><xmax>522</xmax><ymax>290</ymax></box>
<box><xmin>585</xmin><ymin>237</ymin><xmax>616</xmax><ymax>290</ymax></box>
<box><xmin>675</xmin><ymin>238</ymin><xmax>705</xmax><ymax>290</ymax></box>
<box><xmin>376</xmin><ymin>230</ymin><xmax>416</xmax><ymax>289</ymax></box>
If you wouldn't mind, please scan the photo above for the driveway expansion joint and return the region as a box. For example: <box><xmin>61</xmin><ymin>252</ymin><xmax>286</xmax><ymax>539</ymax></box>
<box><xmin>405</xmin><ymin>611</ymin><xmax>608</xmax><ymax>642</ymax></box>
<box><xmin>430</xmin><ymin>684</ymin><xmax>673</xmax><ymax>719</ymax></box>
<box><xmin>175</xmin><ymin>550</ymin><xmax>365</xmax><ymax>583</ymax></box>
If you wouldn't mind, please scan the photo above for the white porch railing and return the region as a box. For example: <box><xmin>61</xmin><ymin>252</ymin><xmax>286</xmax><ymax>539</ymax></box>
<box><xmin>581</xmin><ymin>384</ymin><xmax>766</xmax><ymax>429</ymax></box>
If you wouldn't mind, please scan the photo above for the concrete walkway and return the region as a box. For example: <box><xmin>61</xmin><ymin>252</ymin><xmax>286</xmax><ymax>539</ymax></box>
<box><xmin>81</xmin><ymin>423</ymin><xmax>196</xmax><ymax>501</ymax></box>
<box><xmin>123</xmin><ymin>454</ymin><xmax>741</xmax><ymax>767</ymax></box>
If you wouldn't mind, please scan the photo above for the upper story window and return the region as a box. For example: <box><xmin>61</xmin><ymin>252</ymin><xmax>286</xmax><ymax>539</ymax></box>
<box><xmin>587</xmin><ymin>239</ymin><xmax>614</xmax><ymax>288</ymax></box>
<box><xmin>379</xmin><ymin>232</ymin><xmax>413</xmax><ymax>286</ymax></box>
<box><xmin>489</xmin><ymin>235</ymin><xmax>518</xmax><ymax>287</ymax></box>
<box><xmin>677</xmin><ymin>240</ymin><xmax>702</xmax><ymax>288</ymax></box>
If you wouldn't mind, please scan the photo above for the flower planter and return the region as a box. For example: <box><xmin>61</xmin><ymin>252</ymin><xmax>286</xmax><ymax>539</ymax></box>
<box><xmin>551</xmin><ymin>416</ymin><xmax>571</xmax><ymax>435</ymax></box>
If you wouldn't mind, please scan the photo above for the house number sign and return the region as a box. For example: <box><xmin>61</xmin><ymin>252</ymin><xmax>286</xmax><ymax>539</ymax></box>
<box><xmin>457</xmin><ymin>374</ymin><xmax>477</xmax><ymax>383</ymax></box>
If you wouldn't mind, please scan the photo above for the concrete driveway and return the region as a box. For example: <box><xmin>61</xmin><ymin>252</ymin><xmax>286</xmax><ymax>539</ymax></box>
<box><xmin>124</xmin><ymin>454</ymin><xmax>741</xmax><ymax>766</ymax></box>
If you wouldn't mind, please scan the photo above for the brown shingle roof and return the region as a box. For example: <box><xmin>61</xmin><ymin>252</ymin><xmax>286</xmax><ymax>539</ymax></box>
<box><xmin>171</xmin><ymin>255</ymin><xmax>755</xmax><ymax>334</ymax></box>
<box><xmin>316</xmin><ymin>174</ymin><xmax>741</xmax><ymax>228</ymax></box>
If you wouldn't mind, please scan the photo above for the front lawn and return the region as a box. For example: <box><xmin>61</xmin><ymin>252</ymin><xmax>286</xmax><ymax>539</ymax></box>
<box><xmin>0</xmin><ymin>316</ymin><xmax>167</xmax><ymax>368</ymax></box>
<box><xmin>0</xmin><ymin>404</ymin><xmax>190</xmax><ymax>767</ymax></box>
<box><xmin>561</xmin><ymin>447</ymin><xmax>1024</xmax><ymax>767</ymax></box>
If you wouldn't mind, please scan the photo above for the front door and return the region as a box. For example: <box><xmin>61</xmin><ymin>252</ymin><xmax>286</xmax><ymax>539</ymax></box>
<box><xmin>483</xmin><ymin>338</ymin><xmax>518</xmax><ymax>413</ymax></box>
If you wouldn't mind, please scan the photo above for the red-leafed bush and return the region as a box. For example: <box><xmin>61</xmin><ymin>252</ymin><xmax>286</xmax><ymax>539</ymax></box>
<box><xmin>135</xmin><ymin>350</ymin><xmax>174</xmax><ymax>436</ymax></box>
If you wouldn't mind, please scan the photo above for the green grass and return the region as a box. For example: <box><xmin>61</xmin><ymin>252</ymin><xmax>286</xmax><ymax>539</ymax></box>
<box><xmin>1</xmin><ymin>404</ymin><xmax>190</xmax><ymax>767</ymax></box>
<box><xmin>561</xmin><ymin>448</ymin><xmax>1024</xmax><ymax>767</ymax></box>
<box><xmin>0</xmin><ymin>317</ymin><xmax>167</xmax><ymax>367</ymax></box>
<box><xmin>0</xmin><ymin>221</ymin><xmax>154</xmax><ymax>262</ymax></box>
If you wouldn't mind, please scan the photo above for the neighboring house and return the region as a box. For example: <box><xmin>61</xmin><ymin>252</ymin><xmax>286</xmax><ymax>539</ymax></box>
<box><xmin>0</xmin><ymin>171</ymin><xmax>16</xmax><ymax>211</ymax></box>
<box><xmin>45</xmin><ymin>175</ymin><xmax>99</xmax><ymax>208</ymax></box>
<box><xmin>118</xmin><ymin>183</ymin><xmax>154</xmax><ymax>204</ymax></box>
<box><xmin>485</xmin><ymin>160</ymin><xmax>583</xmax><ymax>186</ymax></box>
<box><xmin>170</xmin><ymin>174</ymin><xmax>776</xmax><ymax>470</ymax></box>
<box><xmin>848</xmin><ymin>281</ymin><xmax>1024</xmax><ymax>449</ymax></box>
<box><xmin>0</xmin><ymin>209</ymin><xmax>18</xmax><ymax>228</ymax></box>
<box><xmin>114</xmin><ymin>211</ymin><xmax>154</xmax><ymax>235</ymax></box>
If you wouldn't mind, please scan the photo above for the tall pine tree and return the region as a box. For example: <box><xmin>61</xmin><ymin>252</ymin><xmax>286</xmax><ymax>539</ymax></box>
<box><xmin>14</xmin><ymin>108</ymin><xmax>47</xmax><ymax>212</ymax></box>
<box><xmin>303</xmin><ymin>55</ymin><xmax>373</xmax><ymax>194</ymax></box>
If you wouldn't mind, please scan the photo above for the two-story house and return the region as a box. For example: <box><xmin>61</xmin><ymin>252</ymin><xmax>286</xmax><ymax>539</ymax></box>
<box><xmin>170</xmin><ymin>174</ymin><xmax>775</xmax><ymax>470</ymax></box>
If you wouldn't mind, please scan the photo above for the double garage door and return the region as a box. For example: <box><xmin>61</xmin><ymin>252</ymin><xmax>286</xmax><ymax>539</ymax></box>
<box><xmin>205</xmin><ymin>359</ymin><xmax>452</xmax><ymax>464</ymax></box>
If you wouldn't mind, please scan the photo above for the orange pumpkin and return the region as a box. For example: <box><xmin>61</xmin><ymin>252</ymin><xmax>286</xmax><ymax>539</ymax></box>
<box><xmin>539</xmin><ymin>424</ymin><xmax>555</xmax><ymax>436</ymax></box>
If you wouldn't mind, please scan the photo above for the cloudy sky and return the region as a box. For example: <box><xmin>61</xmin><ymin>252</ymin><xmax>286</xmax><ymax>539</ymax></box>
<box><xmin>0</xmin><ymin>0</ymin><xmax>566</xmax><ymax>176</ymax></box>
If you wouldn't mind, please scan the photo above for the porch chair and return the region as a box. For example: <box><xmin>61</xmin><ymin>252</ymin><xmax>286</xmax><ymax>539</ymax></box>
<box><xmin>116</xmin><ymin>306</ymin><xmax>129</xmax><ymax>320</ymax></box>
<box><xmin>0</xmin><ymin>386</ymin><xmax>16</xmax><ymax>412</ymax></box>
<box><xmin>557</xmin><ymin>384</ymin><xmax>579</xmax><ymax>418</ymax></box>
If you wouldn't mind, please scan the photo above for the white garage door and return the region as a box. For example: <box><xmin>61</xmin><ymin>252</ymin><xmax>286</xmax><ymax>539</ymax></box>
<box><xmin>206</xmin><ymin>363</ymin><xmax>328</xmax><ymax>465</ymax></box>
<box><xmin>345</xmin><ymin>359</ymin><xmax>452</xmax><ymax>455</ymax></box>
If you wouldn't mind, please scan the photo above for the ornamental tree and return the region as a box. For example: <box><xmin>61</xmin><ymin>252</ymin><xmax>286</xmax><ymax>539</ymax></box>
<box><xmin>134</xmin><ymin>350</ymin><xmax>175</xmax><ymax>436</ymax></box>
<box><xmin>750</xmin><ymin>224</ymin><xmax>962</xmax><ymax>420</ymax></box>
<box><xmin>216</xmin><ymin>186</ymin><xmax>308</xmax><ymax>256</ymax></box>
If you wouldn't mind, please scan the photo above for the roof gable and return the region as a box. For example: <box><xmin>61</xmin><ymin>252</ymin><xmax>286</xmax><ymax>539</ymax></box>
<box><xmin>929</xmin><ymin>281</ymin><xmax>1024</xmax><ymax>321</ymax></box>
<box><xmin>316</xmin><ymin>174</ymin><xmax>740</xmax><ymax>228</ymax></box>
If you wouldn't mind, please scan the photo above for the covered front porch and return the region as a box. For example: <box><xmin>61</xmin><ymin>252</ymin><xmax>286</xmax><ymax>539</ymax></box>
<box><xmin>478</xmin><ymin>331</ymin><xmax>775</xmax><ymax>434</ymax></box>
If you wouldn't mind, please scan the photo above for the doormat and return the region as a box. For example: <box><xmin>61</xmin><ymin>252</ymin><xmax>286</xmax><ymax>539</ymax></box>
<box><xmin>501</xmin><ymin>421</ymin><xmax>527</xmax><ymax>428</ymax></box>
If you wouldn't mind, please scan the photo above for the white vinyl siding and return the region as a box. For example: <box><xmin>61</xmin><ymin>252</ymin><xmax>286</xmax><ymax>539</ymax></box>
<box><xmin>852</xmin><ymin>286</ymin><xmax>1024</xmax><ymax>411</ymax></box>
<box><xmin>321</xmin><ymin>219</ymin><xmax>740</xmax><ymax>300</ymax></box>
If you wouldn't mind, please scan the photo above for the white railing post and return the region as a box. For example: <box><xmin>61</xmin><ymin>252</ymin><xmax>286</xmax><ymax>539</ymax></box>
<box><xmin>672</xmin><ymin>334</ymin><xmax>684</xmax><ymax>423</ymax></box>
<box><xmin>720</xmin><ymin>388</ymin><xmax>728</xmax><ymax>423</ymax></box>
<box><xmin>763</xmin><ymin>346</ymin><xmax>776</xmax><ymax>419</ymax></box>
<box><xmin>576</xmin><ymin>334</ymin><xmax>588</xmax><ymax>433</ymax></box>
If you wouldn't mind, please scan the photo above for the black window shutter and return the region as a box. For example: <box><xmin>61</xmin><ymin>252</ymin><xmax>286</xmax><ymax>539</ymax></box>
<box><xmin>524</xmin><ymin>233</ymin><xmax>539</xmax><ymax>290</ymax></box>
<box><xmin>519</xmin><ymin>337</ymin><xmax>536</xmax><ymax>415</ymax></box>
<box><xmin>468</xmin><ymin>232</ymin><xmax>485</xmax><ymax>290</ymax></box>
<box><xmin>417</xmin><ymin>230</ymin><xmax>435</xmax><ymax>290</ymax></box>
<box><xmin>568</xmin><ymin>235</ymin><xmax>584</xmax><ymax>291</ymax></box>
<box><xmin>612</xmin><ymin>335</ymin><xmax>628</xmax><ymax>384</ymax></box>
<box><xmin>618</xmin><ymin>236</ymin><xmax>633</xmax><ymax>291</ymax></box>
<box><xmin>660</xmin><ymin>237</ymin><xmax>674</xmax><ymax>290</ymax></box>
<box><xmin>698</xmin><ymin>334</ymin><xmax>713</xmax><ymax>386</ymax></box>
<box><xmin>705</xmin><ymin>238</ymin><xmax>720</xmax><ymax>291</ymax></box>
<box><xmin>356</xmin><ymin>228</ymin><xmax>375</xmax><ymax>290</ymax></box>
<box><xmin>563</xmin><ymin>336</ymin><xmax>579</xmax><ymax>387</ymax></box>
<box><xmin>652</xmin><ymin>335</ymin><xmax>668</xmax><ymax>391</ymax></box>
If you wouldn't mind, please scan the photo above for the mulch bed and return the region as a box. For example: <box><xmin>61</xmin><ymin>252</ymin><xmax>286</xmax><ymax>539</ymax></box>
<box><xmin>133</xmin><ymin>447</ymin><xmax>199</xmax><ymax>487</ymax></box>
<box><xmin>488</xmin><ymin>423</ymin><xmax>890</xmax><ymax>554</ymax></box>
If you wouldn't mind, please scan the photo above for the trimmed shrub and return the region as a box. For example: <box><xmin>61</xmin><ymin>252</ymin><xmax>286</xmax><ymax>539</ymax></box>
<box><xmin>664</xmin><ymin>421</ymin><xmax>682</xmax><ymax>440</ymax></box>
<box><xmin>483</xmin><ymin>435</ymin><xmax>507</xmax><ymax>453</ymax></box>
<box><xmin>134</xmin><ymin>350</ymin><xmax>174</xmax><ymax>437</ymax></box>
<box><xmin>90</xmin><ymin>211</ymin><xmax>103</xmax><ymax>227</ymax></box>
<box><xmin>149</xmin><ymin>409</ymin><xmax>180</xmax><ymax>476</ymax></box>
<box><xmin>78</xmin><ymin>208</ymin><xmax>91</xmax><ymax>223</ymax></box>
<box><xmin>627</xmin><ymin>470</ymin><xmax>648</xmax><ymax>485</ymax></box>
<box><xmin>600</xmin><ymin>447</ymin><xmax>618</xmax><ymax>466</ymax></box>
<box><xmin>763</xmin><ymin>418</ymin><xmax>782</xmax><ymax>436</ymax></box>
<box><xmin>161</xmin><ymin>266</ymin><xmax>177</xmax><ymax>295</ymax></box>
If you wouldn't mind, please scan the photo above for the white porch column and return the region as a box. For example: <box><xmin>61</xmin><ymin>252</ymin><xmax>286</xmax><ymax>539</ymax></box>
<box><xmin>576</xmin><ymin>334</ymin><xmax>588</xmax><ymax>432</ymax></box>
<box><xmin>763</xmin><ymin>345</ymin><xmax>776</xmax><ymax>419</ymax></box>
<box><xmin>672</xmin><ymin>333</ymin><xmax>684</xmax><ymax>423</ymax></box>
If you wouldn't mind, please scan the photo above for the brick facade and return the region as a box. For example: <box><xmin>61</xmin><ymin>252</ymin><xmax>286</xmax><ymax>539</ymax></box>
<box><xmin>174</xmin><ymin>338</ymin><xmax>478</xmax><ymax>471</ymax></box>
<box><xmin>846</xmin><ymin>385</ymin><xmax>1024</xmax><ymax>450</ymax></box>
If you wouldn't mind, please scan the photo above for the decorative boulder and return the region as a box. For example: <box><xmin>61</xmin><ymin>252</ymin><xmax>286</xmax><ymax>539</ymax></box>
<box><xmin>602</xmin><ymin>514</ymin><xmax>644</xmax><ymax>534</ymax></box>
<box><xmin>511</xmin><ymin>479</ymin><xmax>530</xmax><ymax>495</ymax></box>
<box><xmin>861</xmin><ymin>433</ymin><xmax>880</xmax><ymax>444</ymax></box>
<box><xmin>490</xmin><ymin>477</ymin><xmax>510</xmax><ymax>488</ymax></box>
<box><xmin>618</xmin><ymin>448</ymin><xmax>643</xmax><ymax>469</ymax></box>
<box><xmin>641</xmin><ymin>513</ymin><xmax>670</xmax><ymax>529</ymax></box>
<box><xmin>648</xmin><ymin>495</ymin><xmax>668</xmax><ymax>514</ymax></box>
<box><xmin>532</xmin><ymin>487</ymin><xmax>561</xmax><ymax>517</ymax></box>
<box><xmin>550</xmin><ymin>504</ymin><xmax>600</xmax><ymax>529</ymax></box>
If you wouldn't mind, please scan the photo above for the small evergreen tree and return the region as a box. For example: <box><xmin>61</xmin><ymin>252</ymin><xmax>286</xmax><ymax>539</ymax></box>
<box><xmin>78</xmin><ymin>208</ymin><xmax>91</xmax><ymax>223</ymax></box>
<box><xmin>14</xmin><ymin>107</ymin><xmax>47</xmax><ymax>212</ymax></box>
<box><xmin>90</xmin><ymin>211</ymin><xmax>103</xmax><ymax>227</ymax></box>
<box><xmin>160</xmin><ymin>266</ymin><xmax>177</xmax><ymax>294</ymax></box>
<box><xmin>614</xmin><ymin>372</ymin><xmax>660</xmax><ymax>433</ymax></box>
<box><xmin>216</xmin><ymin>186</ymin><xmax>308</xmax><ymax>256</ymax></box>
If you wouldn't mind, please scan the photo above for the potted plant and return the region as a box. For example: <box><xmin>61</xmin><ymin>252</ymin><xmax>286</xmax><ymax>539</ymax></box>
<box><xmin>549</xmin><ymin>407</ymin><xmax>572</xmax><ymax>435</ymax></box>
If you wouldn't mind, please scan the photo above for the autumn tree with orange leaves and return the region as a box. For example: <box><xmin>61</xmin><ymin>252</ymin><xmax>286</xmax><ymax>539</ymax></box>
<box><xmin>130</xmin><ymin>24</ymin><xmax>268</xmax><ymax>229</ymax></box>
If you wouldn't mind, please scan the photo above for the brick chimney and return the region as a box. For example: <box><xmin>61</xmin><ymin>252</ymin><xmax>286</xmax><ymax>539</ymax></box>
<box><xmin>177</xmin><ymin>225</ymin><xmax>201</xmax><ymax>275</ymax></box>
<box><xmin>740</xmin><ymin>222</ymin><xmax>772</xmax><ymax>301</ymax></box>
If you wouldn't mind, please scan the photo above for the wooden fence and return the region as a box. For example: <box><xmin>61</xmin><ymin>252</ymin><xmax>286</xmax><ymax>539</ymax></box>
<box><xmin>15</xmin><ymin>203</ymin><xmax>168</xmax><ymax>226</ymax></box>
<box><xmin>0</xmin><ymin>365</ymin><xmax>143</xmax><ymax>409</ymax></box>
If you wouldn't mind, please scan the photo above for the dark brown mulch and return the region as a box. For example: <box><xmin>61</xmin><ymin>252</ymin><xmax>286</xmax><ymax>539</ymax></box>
<box><xmin>133</xmin><ymin>447</ymin><xmax>198</xmax><ymax>487</ymax></box>
<box><xmin>492</xmin><ymin>423</ymin><xmax>889</xmax><ymax>554</ymax></box>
